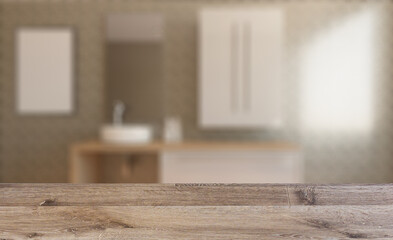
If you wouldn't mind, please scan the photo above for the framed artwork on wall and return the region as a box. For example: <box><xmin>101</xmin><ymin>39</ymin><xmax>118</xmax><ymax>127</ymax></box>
<box><xmin>15</xmin><ymin>27</ymin><xmax>75</xmax><ymax>115</ymax></box>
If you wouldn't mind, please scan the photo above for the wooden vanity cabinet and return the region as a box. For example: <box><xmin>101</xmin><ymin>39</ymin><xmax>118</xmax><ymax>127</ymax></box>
<box><xmin>69</xmin><ymin>142</ymin><xmax>302</xmax><ymax>184</ymax></box>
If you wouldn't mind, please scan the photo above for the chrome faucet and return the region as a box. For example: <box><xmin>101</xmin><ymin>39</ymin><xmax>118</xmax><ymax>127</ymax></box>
<box><xmin>113</xmin><ymin>100</ymin><xmax>126</xmax><ymax>126</ymax></box>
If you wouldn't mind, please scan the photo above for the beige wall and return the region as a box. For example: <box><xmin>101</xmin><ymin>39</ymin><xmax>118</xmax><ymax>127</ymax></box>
<box><xmin>0</xmin><ymin>0</ymin><xmax>392</xmax><ymax>183</ymax></box>
<box><xmin>0</xmin><ymin>1</ymin><xmax>105</xmax><ymax>182</ymax></box>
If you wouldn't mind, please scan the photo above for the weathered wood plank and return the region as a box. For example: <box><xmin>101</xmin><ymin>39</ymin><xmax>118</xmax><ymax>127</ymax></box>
<box><xmin>1</xmin><ymin>184</ymin><xmax>393</xmax><ymax>239</ymax></box>
<box><xmin>288</xmin><ymin>184</ymin><xmax>393</xmax><ymax>206</ymax></box>
<box><xmin>0</xmin><ymin>206</ymin><xmax>392</xmax><ymax>239</ymax></box>
<box><xmin>1</xmin><ymin>184</ymin><xmax>393</xmax><ymax>206</ymax></box>
<box><xmin>0</xmin><ymin>184</ymin><xmax>289</xmax><ymax>206</ymax></box>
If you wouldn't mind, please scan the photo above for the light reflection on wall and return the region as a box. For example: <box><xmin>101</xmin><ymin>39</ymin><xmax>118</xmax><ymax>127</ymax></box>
<box><xmin>301</xmin><ymin>9</ymin><xmax>375</xmax><ymax>133</ymax></box>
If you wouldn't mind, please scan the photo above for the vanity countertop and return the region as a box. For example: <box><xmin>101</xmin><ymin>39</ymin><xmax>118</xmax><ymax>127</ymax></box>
<box><xmin>72</xmin><ymin>140</ymin><xmax>299</xmax><ymax>154</ymax></box>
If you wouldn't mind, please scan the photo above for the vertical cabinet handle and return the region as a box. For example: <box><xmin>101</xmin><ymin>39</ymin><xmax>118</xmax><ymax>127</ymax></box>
<box><xmin>243</xmin><ymin>21</ymin><xmax>251</xmax><ymax>112</ymax></box>
<box><xmin>230</xmin><ymin>21</ymin><xmax>252</xmax><ymax>114</ymax></box>
<box><xmin>230</xmin><ymin>22</ymin><xmax>239</xmax><ymax>113</ymax></box>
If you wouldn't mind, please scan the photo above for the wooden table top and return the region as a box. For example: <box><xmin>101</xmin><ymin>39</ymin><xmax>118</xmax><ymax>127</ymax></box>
<box><xmin>1</xmin><ymin>184</ymin><xmax>392</xmax><ymax>239</ymax></box>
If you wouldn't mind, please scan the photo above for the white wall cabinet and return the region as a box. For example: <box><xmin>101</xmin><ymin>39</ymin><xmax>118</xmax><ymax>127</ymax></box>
<box><xmin>199</xmin><ymin>9</ymin><xmax>284</xmax><ymax>128</ymax></box>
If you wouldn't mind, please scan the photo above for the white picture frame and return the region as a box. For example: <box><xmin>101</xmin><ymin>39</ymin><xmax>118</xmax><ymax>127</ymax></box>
<box><xmin>16</xmin><ymin>27</ymin><xmax>75</xmax><ymax>115</ymax></box>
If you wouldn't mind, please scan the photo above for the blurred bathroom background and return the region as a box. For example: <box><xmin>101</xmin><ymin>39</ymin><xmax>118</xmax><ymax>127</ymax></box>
<box><xmin>0</xmin><ymin>0</ymin><xmax>392</xmax><ymax>183</ymax></box>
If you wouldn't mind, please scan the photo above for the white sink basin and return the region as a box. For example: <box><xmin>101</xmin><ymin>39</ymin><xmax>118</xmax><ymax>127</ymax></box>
<box><xmin>100</xmin><ymin>124</ymin><xmax>153</xmax><ymax>144</ymax></box>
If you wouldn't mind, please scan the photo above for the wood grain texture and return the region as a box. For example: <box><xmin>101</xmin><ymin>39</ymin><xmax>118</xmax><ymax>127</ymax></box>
<box><xmin>0</xmin><ymin>184</ymin><xmax>392</xmax><ymax>239</ymax></box>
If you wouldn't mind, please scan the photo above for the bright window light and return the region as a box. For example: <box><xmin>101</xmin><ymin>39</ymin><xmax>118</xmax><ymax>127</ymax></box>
<box><xmin>301</xmin><ymin>10</ymin><xmax>375</xmax><ymax>133</ymax></box>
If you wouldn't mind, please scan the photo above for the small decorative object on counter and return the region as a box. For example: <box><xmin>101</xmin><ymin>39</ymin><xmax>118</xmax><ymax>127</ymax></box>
<box><xmin>163</xmin><ymin>116</ymin><xmax>183</xmax><ymax>143</ymax></box>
